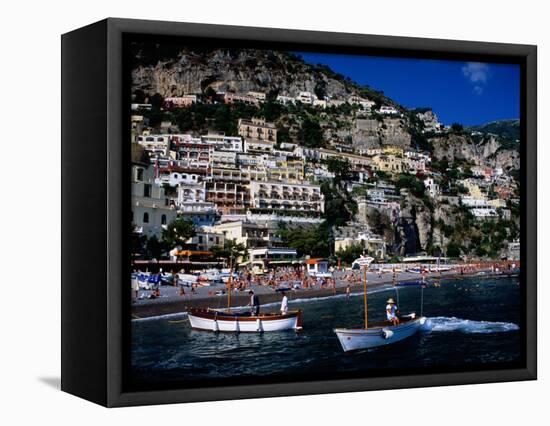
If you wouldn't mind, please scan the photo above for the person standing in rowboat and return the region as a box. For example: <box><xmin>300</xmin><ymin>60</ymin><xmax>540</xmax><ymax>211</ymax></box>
<box><xmin>280</xmin><ymin>291</ymin><xmax>288</xmax><ymax>315</ymax></box>
<box><xmin>248</xmin><ymin>290</ymin><xmax>260</xmax><ymax>316</ymax></box>
<box><xmin>386</xmin><ymin>298</ymin><xmax>400</xmax><ymax>326</ymax></box>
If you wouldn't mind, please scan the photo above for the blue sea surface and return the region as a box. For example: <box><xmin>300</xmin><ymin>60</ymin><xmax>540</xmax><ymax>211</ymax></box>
<box><xmin>130</xmin><ymin>276</ymin><xmax>522</xmax><ymax>387</ymax></box>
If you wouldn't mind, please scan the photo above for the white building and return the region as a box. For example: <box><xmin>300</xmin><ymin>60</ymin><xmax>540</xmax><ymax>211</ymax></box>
<box><xmin>178</xmin><ymin>202</ymin><xmax>218</xmax><ymax>227</ymax></box>
<box><xmin>247</xmin><ymin>91</ymin><xmax>267</xmax><ymax>102</ymax></box>
<box><xmin>244</xmin><ymin>139</ymin><xmax>275</xmax><ymax>153</ymax></box>
<box><xmin>249</xmin><ymin>181</ymin><xmax>324</xmax><ymax>214</ymax></box>
<box><xmin>132</xmin><ymin>162</ymin><xmax>177</xmax><ymax>238</ymax></box>
<box><xmin>187</xmin><ymin>230</ymin><xmax>225</xmax><ymax>252</ymax></box>
<box><xmin>276</xmin><ymin>94</ymin><xmax>295</xmax><ymax>105</ymax></box>
<box><xmin>212</xmin><ymin>150</ymin><xmax>237</xmax><ymax>168</ymax></box>
<box><xmin>136</xmin><ymin>134</ymin><xmax>171</xmax><ymax>157</ymax></box>
<box><xmin>201</xmin><ymin>134</ymin><xmax>243</xmax><ymax>152</ymax></box>
<box><xmin>348</xmin><ymin>96</ymin><xmax>376</xmax><ymax>110</ymax></box>
<box><xmin>156</xmin><ymin>170</ymin><xmax>202</xmax><ymax>187</ymax></box>
<box><xmin>296</xmin><ymin>91</ymin><xmax>316</xmax><ymax>104</ymax></box>
<box><xmin>378</xmin><ymin>105</ymin><xmax>400</xmax><ymax>115</ymax></box>
<box><xmin>177</xmin><ymin>182</ymin><xmax>206</xmax><ymax>204</ymax></box>
<box><xmin>164</xmin><ymin>95</ymin><xmax>197</xmax><ymax>107</ymax></box>
<box><xmin>424</xmin><ymin>177</ymin><xmax>440</xmax><ymax>198</ymax></box>
<box><xmin>249</xmin><ymin>247</ymin><xmax>298</xmax><ymax>269</ymax></box>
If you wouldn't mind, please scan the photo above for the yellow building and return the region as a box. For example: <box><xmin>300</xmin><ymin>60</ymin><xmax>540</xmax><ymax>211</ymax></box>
<box><xmin>460</xmin><ymin>179</ymin><xmax>484</xmax><ymax>198</ymax></box>
<box><xmin>372</xmin><ymin>154</ymin><xmax>409</xmax><ymax>174</ymax></box>
<box><xmin>267</xmin><ymin>158</ymin><xmax>304</xmax><ymax>182</ymax></box>
<box><xmin>382</xmin><ymin>146</ymin><xmax>404</xmax><ymax>156</ymax></box>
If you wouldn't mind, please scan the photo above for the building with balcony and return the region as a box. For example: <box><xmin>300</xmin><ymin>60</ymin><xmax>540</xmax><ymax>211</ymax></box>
<box><xmin>247</xmin><ymin>91</ymin><xmax>266</xmax><ymax>101</ymax></box>
<box><xmin>238</xmin><ymin>118</ymin><xmax>277</xmax><ymax>142</ymax></box>
<box><xmin>265</xmin><ymin>157</ymin><xmax>304</xmax><ymax>183</ymax></box>
<box><xmin>187</xmin><ymin>230</ymin><xmax>225</xmax><ymax>252</ymax></box>
<box><xmin>348</xmin><ymin>96</ymin><xmax>376</xmax><ymax>110</ymax></box>
<box><xmin>210</xmin><ymin>220</ymin><xmax>271</xmax><ymax>249</ymax></box>
<box><xmin>424</xmin><ymin>177</ymin><xmax>441</xmax><ymax>198</ymax></box>
<box><xmin>211</xmin><ymin>150</ymin><xmax>237</xmax><ymax>168</ymax></box>
<box><xmin>372</xmin><ymin>154</ymin><xmax>409</xmax><ymax>174</ymax></box>
<box><xmin>206</xmin><ymin>168</ymin><xmax>256</xmax><ymax>213</ymax></box>
<box><xmin>131</xmin><ymin>157</ymin><xmax>177</xmax><ymax>238</ymax></box>
<box><xmin>164</xmin><ymin>95</ymin><xmax>197</xmax><ymax>108</ymax></box>
<box><xmin>201</xmin><ymin>134</ymin><xmax>243</xmax><ymax>152</ymax></box>
<box><xmin>378</xmin><ymin>105</ymin><xmax>400</xmax><ymax>115</ymax></box>
<box><xmin>156</xmin><ymin>170</ymin><xmax>202</xmax><ymax>187</ymax></box>
<box><xmin>223</xmin><ymin>92</ymin><xmax>260</xmax><ymax>107</ymax></box>
<box><xmin>249</xmin><ymin>247</ymin><xmax>299</xmax><ymax>270</ymax></box>
<box><xmin>334</xmin><ymin>224</ymin><xmax>386</xmax><ymax>260</ymax></box>
<box><xmin>136</xmin><ymin>134</ymin><xmax>171</xmax><ymax>157</ymax></box>
<box><xmin>296</xmin><ymin>91</ymin><xmax>316</xmax><ymax>104</ymax></box>
<box><xmin>276</xmin><ymin>94</ymin><xmax>295</xmax><ymax>105</ymax></box>
<box><xmin>178</xmin><ymin>202</ymin><xmax>219</xmax><ymax>227</ymax></box>
<box><xmin>249</xmin><ymin>181</ymin><xmax>324</xmax><ymax>215</ymax></box>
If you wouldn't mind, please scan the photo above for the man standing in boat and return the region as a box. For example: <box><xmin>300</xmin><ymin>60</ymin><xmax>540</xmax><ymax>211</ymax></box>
<box><xmin>248</xmin><ymin>290</ymin><xmax>260</xmax><ymax>316</ymax></box>
<box><xmin>386</xmin><ymin>298</ymin><xmax>400</xmax><ymax>326</ymax></box>
<box><xmin>280</xmin><ymin>291</ymin><xmax>288</xmax><ymax>315</ymax></box>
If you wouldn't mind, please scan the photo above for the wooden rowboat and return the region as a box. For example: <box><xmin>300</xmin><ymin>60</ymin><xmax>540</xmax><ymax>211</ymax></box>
<box><xmin>188</xmin><ymin>308</ymin><xmax>303</xmax><ymax>333</ymax></box>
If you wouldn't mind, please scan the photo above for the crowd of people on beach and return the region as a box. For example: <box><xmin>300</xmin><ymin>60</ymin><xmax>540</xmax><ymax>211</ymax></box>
<box><xmin>131</xmin><ymin>260</ymin><xmax>520</xmax><ymax>303</ymax></box>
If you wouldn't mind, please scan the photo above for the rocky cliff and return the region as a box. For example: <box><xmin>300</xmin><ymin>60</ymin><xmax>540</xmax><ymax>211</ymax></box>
<box><xmin>131</xmin><ymin>46</ymin><xmax>389</xmax><ymax>103</ymax></box>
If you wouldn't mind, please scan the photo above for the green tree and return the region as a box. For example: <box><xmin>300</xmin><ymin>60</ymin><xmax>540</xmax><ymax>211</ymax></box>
<box><xmin>395</xmin><ymin>174</ymin><xmax>425</xmax><ymax>197</ymax></box>
<box><xmin>298</xmin><ymin>118</ymin><xmax>324</xmax><ymax>148</ymax></box>
<box><xmin>146</xmin><ymin>235</ymin><xmax>163</xmax><ymax>260</ymax></box>
<box><xmin>211</xmin><ymin>240</ymin><xmax>248</xmax><ymax>267</ymax></box>
<box><xmin>277</xmin><ymin>223</ymin><xmax>330</xmax><ymax>258</ymax></box>
<box><xmin>446</xmin><ymin>242</ymin><xmax>462</xmax><ymax>258</ymax></box>
<box><xmin>161</xmin><ymin>218</ymin><xmax>196</xmax><ymax>249</ymax></box>
<box><xmin>451</xmin><ymin>122</ymin><xmax>464</xmax><ymax>133</ymax></box>
<box><xmin>149</xmin><ymin>93</ymin><xmax>164</xmax><ymax>111</ymax></box>
<box><xmin>335</xmin><ymin>243</ymin><xmax>365</xmax><ymax>265</ymax></box>
<box><xmin>324</xmin><ymin>157</ymin><xmax>353</xmax><ymax>186</ymax></box>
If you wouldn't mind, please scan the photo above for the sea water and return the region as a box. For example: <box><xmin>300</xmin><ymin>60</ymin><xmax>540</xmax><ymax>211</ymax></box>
<box><xmin>130</xmin><ymin>276</ymin><xmax>522</xmax><ymax>389</ymax></box>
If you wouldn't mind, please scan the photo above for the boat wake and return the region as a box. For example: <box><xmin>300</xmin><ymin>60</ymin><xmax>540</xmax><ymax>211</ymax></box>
<box><xmin>423</xmin><ymin>316</ymin><xmax>519</xmax><ymax>334</ymax></box>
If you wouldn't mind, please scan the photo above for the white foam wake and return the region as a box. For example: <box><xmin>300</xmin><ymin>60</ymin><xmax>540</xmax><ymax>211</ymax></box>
<box><xmin>423</xmin><ymin>316</ymin><xmax>519</xmax><ymax>333</ymax></box>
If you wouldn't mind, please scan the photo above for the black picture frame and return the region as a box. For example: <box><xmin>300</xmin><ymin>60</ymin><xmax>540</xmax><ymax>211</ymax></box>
<box><xmin>61</xmin><ymin>17</ymin><xmax>537</xmax><ymax>407</ymax></box>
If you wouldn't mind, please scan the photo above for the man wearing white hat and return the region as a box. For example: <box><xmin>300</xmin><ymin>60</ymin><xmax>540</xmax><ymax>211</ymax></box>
<box><xmin>386</xmin><ymin>298</ymin><xmax>399</xmax><ymax>326</ymax></box>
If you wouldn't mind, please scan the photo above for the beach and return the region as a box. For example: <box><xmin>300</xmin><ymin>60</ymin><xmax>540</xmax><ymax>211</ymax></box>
<box><xmin>131</xmin><ymin>266</ymin><xmax>518</xmax><ymax>319</ymax></box>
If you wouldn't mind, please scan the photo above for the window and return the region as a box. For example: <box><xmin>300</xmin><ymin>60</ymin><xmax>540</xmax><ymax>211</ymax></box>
<box><xmin>144</xmin><ymin>184</ymin><xmax>152</xmax><ymax>197</ymax></box>
<box><xmin>143</xmin><ymin>212</ymin><xmax>149</xmax><ymax>223</ymax></box>
<box><xmin>161</xmin><ymin>214</ymin><xmax>167</xmax><ymax>225</ymax></box>
<box><xmin>136</xmin><ymin>168</ymin><xmax>144</xmax><ymax>181</ymax></box>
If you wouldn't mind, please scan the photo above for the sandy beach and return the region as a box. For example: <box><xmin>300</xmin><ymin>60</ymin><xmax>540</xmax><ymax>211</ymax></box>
<box><xmin>131</xmin><ymin>267</ymin><xmax>518</xmax><ymax>319</ymax></box>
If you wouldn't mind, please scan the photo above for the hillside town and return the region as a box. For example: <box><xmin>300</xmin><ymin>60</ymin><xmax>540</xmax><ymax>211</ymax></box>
<box><xmin>131</xmin><ymin>79</ymin><xmax>520</xmax><ymax>275</ymax></box>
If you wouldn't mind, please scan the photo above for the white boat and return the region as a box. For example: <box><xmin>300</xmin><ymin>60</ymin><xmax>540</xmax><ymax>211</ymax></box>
<box><xmin>188</xmin><ymin>308</ymin><xmax>303</xmax><ymax>332</ymax></box>
<box><xmin>187</xmin><ymin>255</ymin><xmax>303</xmax><ymax>333</ymax></box>
<box><xmin>176</xmin><ymin>273</ymin><xmax>198</xmax><ymax>286</ymax></box>
<box><xmin>333</xmin><ymin>266</ymin><xmax>426</xmax><ymax>352</ymax></box>
<box><xmin>335</xmin><ymin>314</ymin><xmax>426</xmax><ymax>352</ymax></box>
<box><xmin>199</xmin><ymin>269</ymin><xmax>221</xmax><ymax>282</ymax></box>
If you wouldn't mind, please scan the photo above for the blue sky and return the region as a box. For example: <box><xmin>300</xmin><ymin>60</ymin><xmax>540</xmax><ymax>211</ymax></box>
<box><xmin>297</xmin><ymin>52</ymin><xmax>520</xmax><ymax>126</ymax></box>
